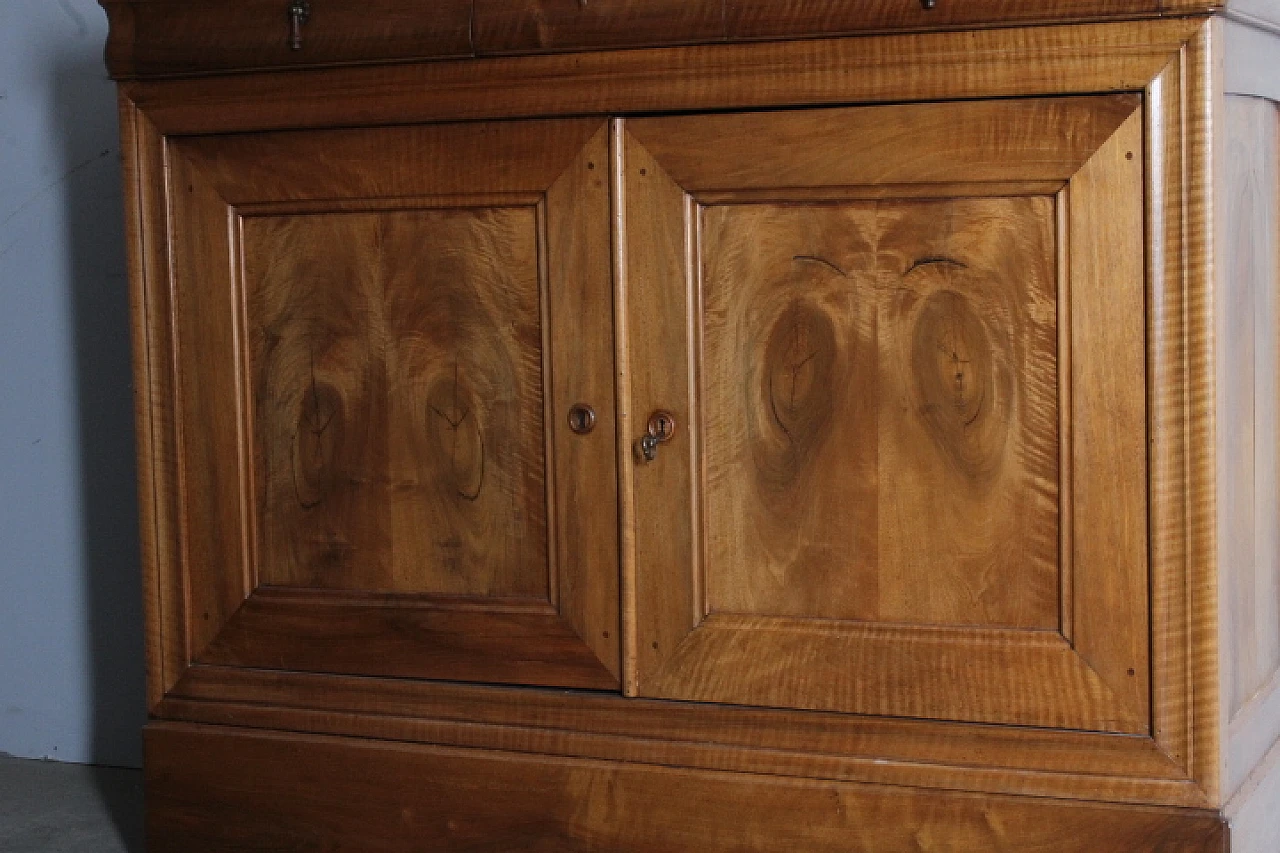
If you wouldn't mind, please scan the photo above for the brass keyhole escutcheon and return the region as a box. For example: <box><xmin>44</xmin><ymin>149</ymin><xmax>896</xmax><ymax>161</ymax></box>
<box><xmin>636</xmin><ymin>410</ymin><xmax>677</xmax><ymax>463</ymax></box>
<box><xmin>568</xmin><ymin>404</ymin><xmax>597</xmax><ymax>435</ymax></box>
<box><xmin>647</xmin><ymin>410</ymin><xmax>676</xmax><ymax>442</ymax></box>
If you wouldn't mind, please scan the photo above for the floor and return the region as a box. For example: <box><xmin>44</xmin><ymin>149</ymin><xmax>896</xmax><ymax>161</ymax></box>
<box><xmin>0</xmin><ymin>756</ymin><xmax>144</xmax><ymax>852</ymax></box>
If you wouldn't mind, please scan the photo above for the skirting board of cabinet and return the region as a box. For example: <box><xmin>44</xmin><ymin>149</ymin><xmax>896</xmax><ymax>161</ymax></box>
<box><xmin>146</xmin><ymin>722</ymin><xmax>1228</xmax><ymax>853</ymax></box>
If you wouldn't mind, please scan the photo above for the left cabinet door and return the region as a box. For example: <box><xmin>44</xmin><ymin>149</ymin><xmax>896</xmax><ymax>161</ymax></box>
<box><xmin>156</xmin><ymin>118</ymin><xmax>620</xmax><ymax>690</ymax></box>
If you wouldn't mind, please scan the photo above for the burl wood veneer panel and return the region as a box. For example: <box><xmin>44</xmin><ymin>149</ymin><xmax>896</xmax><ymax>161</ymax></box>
<box><xmin>700</xmin><ymin>197</ymin><xmax>1058</xmax><ymax>629</ymax></box>
<box><xmin>245</xmin><ymin>208</ymin><xmax>550</xmax><ymax>598</ymax></box>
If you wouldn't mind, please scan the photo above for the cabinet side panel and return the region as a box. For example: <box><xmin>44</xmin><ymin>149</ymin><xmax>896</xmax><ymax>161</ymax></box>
<box><xmin>1223</xmin><ymin>94</ymin><xmax>1280</xmax><ymax>799</ymax></box>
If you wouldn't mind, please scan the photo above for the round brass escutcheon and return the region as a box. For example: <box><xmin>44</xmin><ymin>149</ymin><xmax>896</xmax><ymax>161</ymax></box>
<box><xmin>647</xmin><ymin>410</ymin><xmax>677</xmax><ymax>442</ymax></box>
<box><xmin>567</xmin><ymin>404</ymin><xmax>597</xmax><ymax>435</ymax></box>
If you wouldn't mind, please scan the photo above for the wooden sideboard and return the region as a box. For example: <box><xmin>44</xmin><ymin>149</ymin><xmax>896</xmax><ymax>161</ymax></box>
<box><xmin>99</xmin><ymin>1</ymin><xmax>1280</xmax><ymax>850</ymax></box>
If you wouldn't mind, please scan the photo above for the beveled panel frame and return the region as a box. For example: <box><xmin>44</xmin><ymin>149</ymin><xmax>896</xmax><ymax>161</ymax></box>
<box><xmin>119</xmin><ymin>17</ymin><xmax>1219</xmax><ymax>808</ymax></box>
<box><xmin>145</xmin><ymin>117</ymin><xmax>621</xmax><ymax>690</ymax></box>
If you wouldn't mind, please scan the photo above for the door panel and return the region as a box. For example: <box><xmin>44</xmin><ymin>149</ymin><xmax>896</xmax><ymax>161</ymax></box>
<box><xmin>700</xmin><ymin>198</ymin><xmax>1060</xmax><ymax>629</ymax></box>
<box><xmin>167</xmin><ymin>119</ymin><xmax>620</xmax><ymax>689</ymax></box>
<box><xmin>245</xmin><ymin>207</ymin><xmax>551</xmax><ymax>598</ymax></box>
<box><xmin>620</xmin><ymin>96</ymin><xmax>1149</xmax><ymax>731</ymax></box>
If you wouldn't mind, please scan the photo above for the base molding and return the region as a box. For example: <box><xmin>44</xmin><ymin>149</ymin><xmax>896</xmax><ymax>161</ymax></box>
<box><xmin>146</xmin><ymin>722</ymin><xmax>1227</xmax><ymax>852</ymax></box>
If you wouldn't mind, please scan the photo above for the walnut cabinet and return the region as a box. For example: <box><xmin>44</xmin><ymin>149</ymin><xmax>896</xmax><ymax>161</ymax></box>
<box><xmin>101</xmin><ymin>2</ymin><xmax>1280</xmax><ymax>851</ymax></box>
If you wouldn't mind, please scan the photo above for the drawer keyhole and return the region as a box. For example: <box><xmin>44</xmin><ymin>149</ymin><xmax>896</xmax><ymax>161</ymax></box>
<box><xmin>568</xmin><ymin>404</ymin><xmax>597</xmax><ymax>436</ymax></box>
<box><xmin>288</xmin><ymin>0</ymin><xmax>311</xmax><ymax>51</ymax></box>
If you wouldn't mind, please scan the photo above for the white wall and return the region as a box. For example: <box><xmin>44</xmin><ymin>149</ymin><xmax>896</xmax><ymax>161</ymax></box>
<box><xmin>0</xmin><ymin>0</ymin><xmax>145</xmax><ymax>768</ymax></box>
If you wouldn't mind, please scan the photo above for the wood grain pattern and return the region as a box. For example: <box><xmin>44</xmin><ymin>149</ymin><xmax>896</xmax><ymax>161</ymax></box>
<box><xmin>1066</xmin><ymin>107</ymin><xmax>1151</xmax><ymax>727</ymax></box>
<box><xmin>627</xmin><ymin>97</ymin><xmax>1143</xmax><ymax>190</ymax></box>
<box><xmin>726</xmin><ymin>0</ymin><xmax>1187</xmax><ymax>40</ymax></box>
<box><xmin>474</xmin><ymin>0</ymin><xmax>724</xmax><ymax>54</ymax></box>
<box><xmin>167</xmin><ymin>665</ymin><xmax>1201</xmax><ymax>796</ymax></box>
<box><xmin>118</xmin><ymin>19</ymin><xmax>1201</xmax><ymax>136</ymax></box>
<box><xmin>144</xmin><ymin>723</ymin><xmax>1228</xmax><ymax>853</ymax></box>
<box><xmin>118</xmin><ymin>93</ymin><xmax>184</xmax><ymax>708</ymax></box>
<box><xmin>648</xmin><ymin>618</ymin><xmax>1146</xmax><ymax>730</ymax></box>
<box><xmin>700</xmin><ymin>203</ymin><xmax>881</xmax><ymax>625</ymax></box>
<box><xmin>1181</xmin><ymin>22</ymin><xmax>1225</xmax><ymax>803</ymax></box>
<box><xmin>1147</xmin><ymin>45</ymin><xmax>1196</xmax><ymax>785</ymax></box>
<box><xmin>880</xmin><ymin>199</ymin><xmax>1060</xmax><ymax>628</ymax></box>
<box><xmin>245</xmin><ymin>207</ymin><xmax>550</xmax><ymax>597</ymax></box>
<box><xmin>173</xmin><ymin>119</ymin><xmax>606</xmax><ymax>205</ymax></box>
<box><xmin>617</xmin><ymin>129</ymin><xmax>700</xmax><ymax>695</ymax></box>
<box><xmin>545</xmin><ymin>126</ymin><xmax>622</xmax><ymax>680</ymax></box>
<box><xmin>1139</xmin><ymin>27</ymin><xmax>1223</xmax><ymax>804</ymax></box>
<box><xmin>100</xmin><ymin>0</ymin><xmax>472</xmax><ymax>78</ymax></box>
<box><xmin>168</xmin><ymin>141</ymin><xmax>254</xmax><ymax>663</ymax></box>
<box><xmin>196</xmin><ymin>589</ymin><xmax>618</xmax><ymax>687</ymax></box>
<box><xmin>100</xmin><ymin>0</ymin><xmax>1225</xmax><ymax>79</ymax></box>
<box><xmin>156</xmin><ymin>687</ymin><xmax>1208</xmax><ymax>808</ymax></box>
<box><xmin>699</xmin><ymin>198</ymin><xmax>1059</xmax><ymax>629</ymax></box>
<box><xmin>383</xmin><ymin>207</ymin><xmax>548</xmax><ymax>595</ymax></box>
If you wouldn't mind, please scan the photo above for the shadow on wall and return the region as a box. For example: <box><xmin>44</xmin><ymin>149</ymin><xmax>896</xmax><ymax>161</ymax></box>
<box><xmin>54</xmin><ymin>46</ymin><xmax>146</xmax><ymax>851</ymax></box>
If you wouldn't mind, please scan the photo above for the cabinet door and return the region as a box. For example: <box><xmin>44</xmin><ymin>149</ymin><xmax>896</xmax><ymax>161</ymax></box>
<box><xmin>165</xmin><ymin>118</ymin><xmax>620</xmax><ymax>689</ymax></box>
<box><xmin>621</xmin><ymin>96</ymin><xmax>1150</xmax><ymax>731</ymax></box>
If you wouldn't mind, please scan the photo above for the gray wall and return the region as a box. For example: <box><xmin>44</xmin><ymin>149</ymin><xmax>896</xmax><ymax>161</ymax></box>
<box><xmin>0</xmin><ymin>0</ymin><xmax>145</xmax><ymax>768</ymax></box>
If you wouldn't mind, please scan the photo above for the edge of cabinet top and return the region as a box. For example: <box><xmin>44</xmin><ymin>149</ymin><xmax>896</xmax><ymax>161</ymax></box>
<box><xmin>96</xmin><ymin>0</ymin><xmax>1268</xmax><ymax>80</ymax></box>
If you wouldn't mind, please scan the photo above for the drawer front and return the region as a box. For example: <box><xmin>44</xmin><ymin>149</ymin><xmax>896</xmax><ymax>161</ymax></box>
<box><xmin>621</xmin><ymin>95</ymin><xmax>1151</xmax><ymax>732</ymax></box>
<box><xmin>103</xmin><ymin>0</ymin><xmax>1208</xmax><ymax>78</ymax></box>
<box><xmin>473</xmin><ymin>0</ymin><xmax>1173</xmax><ymax>55</ymax></box>
<box><xmin>161</xmin><ymin>118</ymin><xmax>620</xmax><ymax>689</ymax></box>
<box><xmin>102</xmin><ymin>0</ymin><xmax>472</xmax><ymax>78</ymax></box>
<box><xmin>723</xmin><ymin>0</ymin><xmax>1171</xmax><ymax>41</ymax></box>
